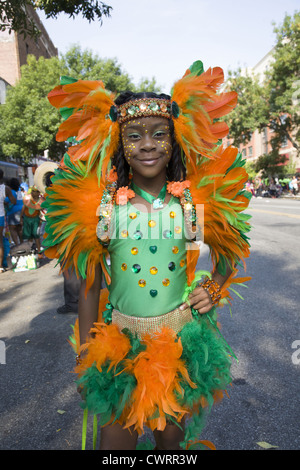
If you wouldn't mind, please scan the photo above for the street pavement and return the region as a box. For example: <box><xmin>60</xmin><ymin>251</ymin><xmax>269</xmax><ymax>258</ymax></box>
<box><xmin>0</xmin><ymin>196</ymin><xmax>299</xmax><ymax>450</ymax></box>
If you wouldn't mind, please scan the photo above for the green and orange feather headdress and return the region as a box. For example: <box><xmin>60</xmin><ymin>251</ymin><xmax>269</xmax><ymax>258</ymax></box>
<box><xmin>47</xmin><ymin>60</ymin><xmax>237</xmax><ymax>181</ymax></box>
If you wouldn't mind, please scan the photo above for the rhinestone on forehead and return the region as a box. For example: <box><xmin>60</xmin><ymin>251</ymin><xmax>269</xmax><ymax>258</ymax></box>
<box><xmin>117</xmin><ymin>98</ymin><xmax>171</xmax><ymax>124</ymax></box>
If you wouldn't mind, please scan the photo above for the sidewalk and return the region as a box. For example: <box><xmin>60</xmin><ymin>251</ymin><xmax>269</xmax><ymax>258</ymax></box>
<box><xmin>0</xmin><ymin>258</ymin><xmax>84</xmax><ymax>449</ymax></box>
<box><xmin>280</xmin><ymin>193</ymin><xmax>300</xmax><ymax>200</ymax></box>
<box><xmin>0</xmin><ymin>258</ymin><xmax>154</xmax><ymax>450</ymax></box>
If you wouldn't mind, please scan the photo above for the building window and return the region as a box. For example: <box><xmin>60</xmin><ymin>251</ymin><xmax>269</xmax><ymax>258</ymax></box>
<box><xmin>242</xmin><ymin>148</ymin><xmax>247</xmax><ymax>157</ymax></box>
<box><xmin>248</xmin><ymin>146</ymin><xmax>253</xmax><ymax>157</ymax></box>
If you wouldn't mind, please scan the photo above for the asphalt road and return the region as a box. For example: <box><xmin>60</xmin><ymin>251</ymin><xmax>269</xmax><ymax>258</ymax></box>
<box><xmin>0</xmin><ymin>196</ymin><xmax>299</xmax><ymax>451</ymax></box>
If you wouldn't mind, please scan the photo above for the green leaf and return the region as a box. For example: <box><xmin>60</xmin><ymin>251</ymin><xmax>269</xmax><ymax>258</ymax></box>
<box><xmin>257</xmin><ymin>441</ymin><xmax>279</xmax><ymax>449</ymax></box>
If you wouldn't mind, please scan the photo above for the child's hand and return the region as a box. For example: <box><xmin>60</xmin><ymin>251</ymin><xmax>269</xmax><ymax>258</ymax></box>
<box><xmin>180</xmin><ymin>286</ymin><xmax>212</xmax><ymax>314</ymax></box>
<box><xmin>77</xmin><ymin>384</ymin><xmax>86</xmax><ymax>401</ymax></box>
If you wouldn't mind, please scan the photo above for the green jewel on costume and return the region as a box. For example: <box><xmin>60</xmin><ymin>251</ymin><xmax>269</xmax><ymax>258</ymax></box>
<box><xmin>107</xmin><ymin>196</ymin><xmax>188</xmax><ymax>315</ymax></box>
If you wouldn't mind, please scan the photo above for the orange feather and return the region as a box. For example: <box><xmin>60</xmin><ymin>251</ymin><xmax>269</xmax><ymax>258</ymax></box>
<box><xmin>122</xmin><ymin>328</ymin><xmax>195</xmax><ymax>434</ymax></box>
<box><xmin>171</xmin><ymin>66</ymin><xmax>237</xmax><ymax>168</ymax></box>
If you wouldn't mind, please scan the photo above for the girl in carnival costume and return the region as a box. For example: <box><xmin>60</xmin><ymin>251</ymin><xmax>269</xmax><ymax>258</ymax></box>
<box><xmin>43</xmin><ymin>61</ymin><xmax>251</xmax><ymax>450</ymax></box>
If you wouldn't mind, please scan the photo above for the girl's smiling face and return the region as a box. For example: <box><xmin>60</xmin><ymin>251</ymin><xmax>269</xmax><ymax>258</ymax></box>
<box><xmin>121</xmin><ymin>116</ymin><xmax>172</xmax><ymax>181</ymax></box>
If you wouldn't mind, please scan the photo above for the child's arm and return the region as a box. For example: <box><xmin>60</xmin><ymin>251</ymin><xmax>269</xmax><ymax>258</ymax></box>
<box><xmin>5</xmin><ymin>186</ymin><xmax>16</xmax><ymax>205</ymax></box>
<box><xmin>182</xmin><ymin>263</ymin><xmax>234</xmax><ymax>314</ymax></box>
<box><xmin>78</xmin><ymin>263</ymin><xmax>102</xmax><ymax>345</ymax></box>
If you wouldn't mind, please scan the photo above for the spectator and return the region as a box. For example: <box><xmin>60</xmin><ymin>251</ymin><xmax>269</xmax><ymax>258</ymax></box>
<box><xmin>0</xmin><ymin>169</ymin><xmax>16</xmax><ymax>272</ymax></box>
<box><xmin>57</xmin><ymin>267</ymin><xmax>81</xmax><ymax>314</ymax></box>
<box><xmin>269</xmin><ymin>179</ymin><xmax>277</xmax><ymax>198</ymax></box>
<box><xmin>5</xmin><ymin>178</ymin><xmax>23</xmax><ymax>246</ymax></box>
<box><xmin>20</xmin><ymin>186</ymin><xmax>42</xmax><ymax>255</ymax></box>
<box><xmin>291</xmin><ymin>176</ymin><xmax>298</xmax><ymax>195</ymax></box>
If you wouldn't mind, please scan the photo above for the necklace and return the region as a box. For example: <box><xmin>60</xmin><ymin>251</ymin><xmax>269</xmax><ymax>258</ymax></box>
<box><xmin>130</xmin><ymin>181</ymin><xmax>167</xmax><ymax>210</ymax></box>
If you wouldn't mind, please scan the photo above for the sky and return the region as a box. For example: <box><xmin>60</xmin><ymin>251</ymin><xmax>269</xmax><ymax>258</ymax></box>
<box><xmin>38</xmin><ymin>0</ymin><xmax>299</xmax><ymax>93</ymax></box>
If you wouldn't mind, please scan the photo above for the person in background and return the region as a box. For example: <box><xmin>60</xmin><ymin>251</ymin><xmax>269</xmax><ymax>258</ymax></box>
<box><xmin>56</xmin><ymin>267</ymin><xmax>81</xmax><ymax>314</ymax></box>
<box><xmin>269</xmin><ymin>178</ymin><xmax>277</xmax><ymax>198</ymax></box>
<box><xmin>291</xmin><ymin>175</ymin><xmax>298</xmax><ymax>195</ymax></box>
<box><xmin>0</xmin><ymin>169</ymin><xmax>16</xmax><ymax>272</ymax></box>
<box><xmin>20</xmin><ymin>186</ymin><xmax>42</xmax><ymax>255</ymax></box>
<box><xmin>5</xmin><ymin>177</ymin><xmax>23</xmax><ymax>246</ymax></box>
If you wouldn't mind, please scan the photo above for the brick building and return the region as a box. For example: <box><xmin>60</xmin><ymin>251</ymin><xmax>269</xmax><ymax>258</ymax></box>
<box><xmin>0</xmin><ymin>5</ymin><xmax>58</xmax><ymax>88</ymax></box>
<box><xmin>224</xmin><ymin>48</ymin><xmax>299</xmax><ymax>175</ymax></box>
<box><xmin>0</xmin><ymin>6</ymin><xmax>58</xmax><ymax>182</ymax></box>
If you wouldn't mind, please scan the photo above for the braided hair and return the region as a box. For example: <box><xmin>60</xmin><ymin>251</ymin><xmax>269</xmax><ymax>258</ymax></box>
<box><xmin>112</xmin><ymin>91</ymin><xmax>186</xmax><ymax>188</ymax></box>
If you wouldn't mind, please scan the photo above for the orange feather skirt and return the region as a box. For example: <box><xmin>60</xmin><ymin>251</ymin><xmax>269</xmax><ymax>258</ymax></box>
<box><xmin>70</xmin><ymin>291</ymin><xmax>232</xmax><ymax>450</ymax></box>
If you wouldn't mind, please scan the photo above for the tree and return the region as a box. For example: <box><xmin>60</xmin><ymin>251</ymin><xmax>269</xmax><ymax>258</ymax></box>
<box><xmin>0</xmin><ymin>0</ymin><xmax>112</xmax><ymax>38</ymax></box>
<box><xmin>224</xmin><ymin>70</ymin><xmax>269</xmax><ymax>146</ymax></box>
<box><xmin>0</xmin><ymin>47</ymin><xmax>162</xmax><ymax>164</ymax></box>
<box><xmin>61</xmin><ymin>45</ymin><xmax>134</xmax><ymax>93</ymax></box>
<box><xmin>0</xmin><ymin>55</ymin><xmax>66</xmax><ymax>163</ymax></box>
<box><xmin>225</xmin><ymin>11</ymin><xmax>300</xmax><ymax>177</ymax></box>
<box><xmin>136</xmin><ymin>77</ymin><xmax>162</xmax><ymax>94</ymax></box>
<box><xmin>266</xmin><ymin>12</ymin><xmax>300</xmax><ymax>153</ymax></box>
<box><xmin>61</xmin><ymin>45</ymin><xmax>161</xmax><ymax>93</ymax></box>
<box><xmin>254</xmin><ymin>151</ymin><xmax>287</xmax><ymax>178</ymax></box>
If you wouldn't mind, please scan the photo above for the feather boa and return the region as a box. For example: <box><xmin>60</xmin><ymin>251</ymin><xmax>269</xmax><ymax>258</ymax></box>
<box><xmin>73</xmin><ymin>312</ymin><xmax>232</xmax><ymax>449</ymax></box>
<box><xmin>42</xmin><ymin>155</ymin><xmax>109</xmax><ymax>291</ymax></box>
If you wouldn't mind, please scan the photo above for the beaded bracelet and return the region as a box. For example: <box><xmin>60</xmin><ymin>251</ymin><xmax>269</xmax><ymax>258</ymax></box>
<box><xmin>76</xmin><ymin>354</ymin><xmax>81</xmax><ymax>365</ymax></box>
<box><xmin>199</xmin><ymin>277</ymin><xmax>221</xmax><ymax>306</ymax></box>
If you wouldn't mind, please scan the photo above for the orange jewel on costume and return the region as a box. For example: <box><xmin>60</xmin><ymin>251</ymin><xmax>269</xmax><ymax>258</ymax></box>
<box><xmin>116</xmin><ymin>186</ymin><xmax>135</xmax><ymax>205</ymax></box>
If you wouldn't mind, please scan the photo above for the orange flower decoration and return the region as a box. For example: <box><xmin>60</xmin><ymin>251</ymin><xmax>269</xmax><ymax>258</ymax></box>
<box><xmin>116</xmin><ymin>186</ymin><xmax>135</xmax><ymax>205</ymax></box>
<box><xmin>107</xmin><ymin>166</ymin><xmax>118</xmax><ymax>183</ymax></box>
<box><xmin>167</xmin><ymin>180</ymin><xmax>191</xmax><ymax>197</ymax></box>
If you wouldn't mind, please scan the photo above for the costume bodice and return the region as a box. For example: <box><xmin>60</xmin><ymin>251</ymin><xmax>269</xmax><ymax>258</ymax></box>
<box><xmin>107</xmin><ymin>196</ymin><xmax>190</xmax><ymax>317</ymax></box>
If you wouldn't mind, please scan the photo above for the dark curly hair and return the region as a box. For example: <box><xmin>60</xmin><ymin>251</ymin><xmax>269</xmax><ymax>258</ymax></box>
<box><xmin>111</xmin><ymin>91</ymin><xmax>186</xmax><ymax>188</ymax></box>
<box><xmin>9</xmin><ymin>178</ymin><xmax>20</xmax><ymax>191</ymax></box>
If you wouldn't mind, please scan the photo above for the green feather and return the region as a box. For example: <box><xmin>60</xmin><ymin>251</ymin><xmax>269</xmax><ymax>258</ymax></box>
<box><xmin>217</xmin><ymin>253</ymin><xmax>229</xmax><ymax>276</ymax></box>
<box><xmin>60</xmin><ymin>106</ymin><xmax>74</xmax><ymax>120</ymax></box>
<box><xmin>226</xmin><ymin>152</ymin><xmax>246</xmax><ymax>174</ymax></box>
<box><xmin>189</xmin><ymin>60</ymin><xmax>204</xmax><ymax>76</ymax></box>
<box><xmin>60</xmin><ymin>76</ymin><xmax>78</xmax><ymax>85</ymax></box>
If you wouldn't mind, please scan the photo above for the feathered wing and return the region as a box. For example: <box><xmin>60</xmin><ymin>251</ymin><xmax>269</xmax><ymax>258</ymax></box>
<box><xmin>171</xmin><ymin>60</ymin><xmax>238</xmax><ymax>174</ymax></box>
<box><xmin>48</xmin><ymin>76</ymin><xmax>120</xmax><ymax>182</ymax></box>
<box><xmin>172</xmin><ymin>61</ymin><xmax>251</xmax><ymax>300</ymax></box>
<box><xmin>42</xmin><ymin>155</ymin><xmax>109</xmax><ymax>291</ymax></box>
<box><xmin>187</xmin><ymin>145</ymin><xmax>252</xmax><ymax>302</ymax></box>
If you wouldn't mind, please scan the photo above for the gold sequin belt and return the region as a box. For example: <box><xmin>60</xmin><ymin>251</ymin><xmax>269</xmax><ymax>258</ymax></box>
<box><xmin>111</xmin><ymin>304</ymin><xmax>193</xmax><ymax>339</ymax></box>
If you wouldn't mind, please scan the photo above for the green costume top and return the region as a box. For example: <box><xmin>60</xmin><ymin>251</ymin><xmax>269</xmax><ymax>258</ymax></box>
<box><xmin>107</xmin><ymin>196</ymin><xmax>190</xmax><ymax>317</ymax></box>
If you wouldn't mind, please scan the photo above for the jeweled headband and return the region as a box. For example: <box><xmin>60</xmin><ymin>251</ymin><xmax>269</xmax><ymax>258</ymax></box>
<box><xmin>116</xmin><ymin>98</ymin><xmax>171</xmax><ymax>124</ymax></box>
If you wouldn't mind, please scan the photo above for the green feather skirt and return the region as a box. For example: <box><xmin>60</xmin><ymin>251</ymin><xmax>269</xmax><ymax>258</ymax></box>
<box><xmin>75</xmin><ymin>310</ymin><xmax>233</xmax><ymax>450</ymax></box>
